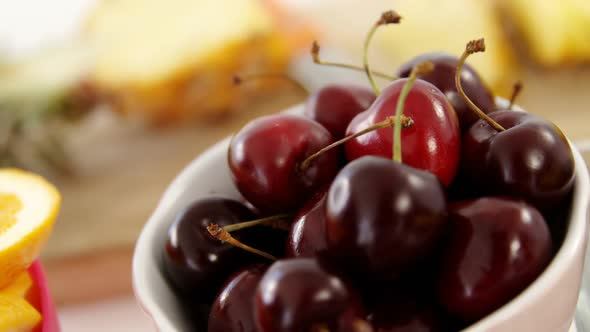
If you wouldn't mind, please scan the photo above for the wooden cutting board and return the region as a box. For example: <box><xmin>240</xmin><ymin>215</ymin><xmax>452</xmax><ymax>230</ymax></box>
<box><xmin>43</xmin><ymin>65</ymin><xmax>590</xmax><ymax>306</ymax></box>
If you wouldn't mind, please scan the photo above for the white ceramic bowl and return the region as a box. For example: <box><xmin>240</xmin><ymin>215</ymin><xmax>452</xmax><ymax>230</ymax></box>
<box><xmin>132</xmin><ymin>100</ymin><xmax>590</xmax><ymax>332</ymax></box>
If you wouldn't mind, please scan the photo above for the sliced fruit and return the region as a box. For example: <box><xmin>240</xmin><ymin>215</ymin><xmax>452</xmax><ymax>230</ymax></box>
<box><xmin>1</xmin><ymin>272</ymin><xmax>33</xmax><ymax>298</ymax></box>
<box><xmin>0</xmin><ymin>169</ymin><xmax>60</xmax><ymax>289</ymax></box>
<box><xmin>0</xmin><ymin>294</ymin><xmax>41</xmax><ymax>332</ymax></box>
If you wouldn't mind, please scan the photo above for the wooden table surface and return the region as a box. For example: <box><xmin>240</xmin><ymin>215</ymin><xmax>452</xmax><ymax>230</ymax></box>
<box><xmin>42</xmin><ymin>65</ymin><xmax>590</xmax><ymax>306</ymax></box>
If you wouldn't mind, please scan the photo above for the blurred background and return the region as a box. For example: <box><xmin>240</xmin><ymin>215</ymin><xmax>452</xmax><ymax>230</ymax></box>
<box><xmin>1</xmin><ymin>0</ymin><xmax>589</xmax><ymax>330</ymax></box>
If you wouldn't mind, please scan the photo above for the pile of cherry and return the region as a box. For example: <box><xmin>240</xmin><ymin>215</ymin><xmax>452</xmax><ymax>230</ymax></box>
<box><xmin>162</xmin><ymin>11</ymin><xmax>575</xmax><ymax>332</ymax></box>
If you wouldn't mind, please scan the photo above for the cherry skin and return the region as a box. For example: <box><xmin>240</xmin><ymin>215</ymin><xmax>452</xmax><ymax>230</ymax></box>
<box><xmin>208</xmin><ymin>265</ymin><xmax>266</xmax><ymax>332</ymax></box>
<box><xmin>462</xmin><ymin>110</ymin><xmax>575</xmax><ymax>211</ymax></box>
<box><xmin>367</xmin><ymin>295</ymin><xmax>447</xmax><ymax>332</ymax></box>
<box><xmin>304</xmin><ymin>84</ymin><xmax>376</xmax><ymax>139</ymax></box>
<box><xmin>228</xmin><ymin>114</ymin><xmax>339</xmax><ymax>213</ymax></box>
<box><xmin>162</xmin><ymin>198</ymin><xmax>258</xmax><ymax>302</ymax></box>
<box><xmin>325</xmin><ymin>156</ymin><xmax>447</xmax><ymax>281</ymax></box>
<box><xmin>286</xmin><ymin>188</ymin><xmax>329</xmax><ymax>258</ymax></box>
<box><xmin>398</xmin><ymin>53</ymin><xmax>495</xmax><ymax>131</ymax></box>
<box><xmin>345</xmin><ymin>79</ymin><xmax>460</xmax><ymax>187</ymax></box>
<box><xmin>254</xmin><ymin>257</ymin><xmax>366</xmax><ymax>332</ymax></box>
<box><xmin>437</xmin><ymin>197</ymin><xmax>552</xmax><ymax>323</ymax></box>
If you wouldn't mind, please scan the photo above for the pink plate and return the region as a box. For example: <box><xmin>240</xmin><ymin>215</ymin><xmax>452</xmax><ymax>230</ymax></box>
<box><xmin>28</xmin><ymin>261</ymin><xmax>60</xmax><ymax>332</ymax></box>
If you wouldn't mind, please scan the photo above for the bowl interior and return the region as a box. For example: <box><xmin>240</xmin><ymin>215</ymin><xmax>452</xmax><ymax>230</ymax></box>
<box><xmin>132</xmin><ymin>101</ymin><xmax>590</xmax><ymax>331</ymax></box>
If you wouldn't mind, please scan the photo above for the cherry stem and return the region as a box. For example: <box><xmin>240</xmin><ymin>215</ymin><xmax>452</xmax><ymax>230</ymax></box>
<box><xmin>233</xmin><ymin>73</ymin><xmax>308</xmax><ymax>95</ymax></box>
<box><xmin>207</xmin><ymin>224</ymin><xmax>277</xmax><ymax>261</ymax></box>
<box><xmin>455</xmin><ymin>39</ymin><xmax>506</xmax><ymax>131</ymax></box>
<box><xmin>299</xmin><ymin>114</ymin><xmax>413</xmax><ymax>172</ymax></box>
<box><xmin>393</xmin><ymin>61</ymin><xmax>434</xmax><ymax>163</ymax></box>
<box><xmin>221</xmin><ymin>214</ymin><xmax>292</xmax><ymax>232</ymax></box>
<box><xmin>311</xmin><ymin>41</ymin><xmax>396</xmax><ymax>81</ymax></box>
<box><xmin>363</xmin><ymin>10</ymin><xmax>402</xmax><ymax>95</ymax></box>
<box><xmin>508</xmin><ymin>80</ymin><xmax>523</xmax><ymax>110</ymax></box>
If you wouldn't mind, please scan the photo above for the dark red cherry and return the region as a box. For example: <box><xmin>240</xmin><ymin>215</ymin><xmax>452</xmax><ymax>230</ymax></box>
<box><xmin>228</xmin><ymin>114</ymin><xmax>339</xmax><ymax>213</ymax></box>
<box><xmin>367</xmin><ymin>296</ymin><xmax>447</xmax><ymax>332</ymax></box>
<box><xmin>362</xmin><ymin>266</ymin><xmax>453</xmax><ymax>332</ymax></box>
<box><xmin>208</xmin><ymin>265</ymin><xmax>266</xmax><ymax>332</ymax></box>
<box><xmin>254</xmin><ymin>258</ymin><xmax>368</xmax><ymax>332</ymax></box>
<box><xmin>286</xmin><ymin>188</ymin><xmax>328</xmax><ymax>257</ymax></box>
<box><xmin>325</xmin><ymin>156</ymin><xmax>447</xmax><ymax>281</ymax></box>
<box><xmin>398</xmin><ymin>53</ymin><xmax>495</xmax><ymax>131</ymax></box>
<box><xmin>345</xmin><ymin>79</ymin><xmax>460</xmax><ymax>187</ymax></box>
<box><xmin>305</xmin><ymin>84</ymin><xmax>376</xmax><ymax>139</ymax></box>
<box><xmin>462</xmin><ymin>110</ymin><xmax>575</xmax><ymax>212</ymax></box>
<box><xmin>437</xmin><ymin>197</ymin><xmax>552</xmax><ymax>323</ymax></box>
<box><xmin>162</xmin><ymin>198</ymin><xmax>258</xmax><ymax>302</ymax></box>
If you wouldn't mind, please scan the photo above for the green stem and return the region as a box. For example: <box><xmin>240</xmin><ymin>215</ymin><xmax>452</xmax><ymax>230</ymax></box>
<box><xmin>455</xmin><ymin>39</ymin><xmax>505</xmax><ymax>131</ymax></box>
<box><xmin>363</xmin><ymin>11</ymin><xmax>402</xmax><ymax>95</ymax></box>
<box><xmin>299</xmin><ymin>114</ymin><xmax>413</xmax><ymax>172</ymax></box>
<box><xmin>233</xmin><ymin>73</ymin><xmax>309</xmax><ymax>95</ymax></box>
<box><xmin>363</xmin><ymin>25</ymin><xmax>381</xmax><ymax>95</ymax></box>
<box><xmin>222</xmin><ymin>214</ymin><xmax>291</xmax><ymax>232</ymax></box>
<box><xmin>207</xmin><ymin>224</ymin><xmax>277</xmax><ymax>261</ymax></box>
<box><xmin>393</xmin><ymin>62</ymin><xmax>435</xmax><ymax>163</ymax></box>
<box><xmin>508</xmin><ymin>80</ymin><xmax>523</xmax><ymax>110</ymax></box>
<box><xmin>311</xmin><ymin>41</ymin><xmax>396</xmax><ymax>81</ymax></box>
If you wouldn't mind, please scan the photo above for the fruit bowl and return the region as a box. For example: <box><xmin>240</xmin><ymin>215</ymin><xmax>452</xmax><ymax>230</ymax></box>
<box><xmin>132</xmin><ymin>97</ymin><xmax>589</xmax><ymax>332</ymax></box>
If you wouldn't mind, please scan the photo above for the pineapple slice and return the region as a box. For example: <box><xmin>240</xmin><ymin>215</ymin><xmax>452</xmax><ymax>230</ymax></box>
<box><xmin>0</xmin><ymin>294</ymin><xmax>41</xmax><ymax>332</ymax></box>
<box><xmin>79</xmin><ymin>0</ymin><xmax>303</xmax><ymax>123</ymax></box>
<box><xmin>85</xmin><ymin>0</ymin><xmax>277</xmax><ymax>88</ymax></box>
<box><xmin>1</xmin><ymin>272</ymin><xmax>33</xmax><ymax>298</ymax></box>
<box><xmin>499</xmin><ymin>0</ymin><xmax>590</xmax><ymax>66</ymax></box>
<box><xmin>0</xmin><ymin>272</ymin><xmax>40</xmax><ymax>332</ymax></box>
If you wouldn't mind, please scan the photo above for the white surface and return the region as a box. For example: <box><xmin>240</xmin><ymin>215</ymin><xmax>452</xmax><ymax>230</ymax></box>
<box><xmin>133</xmin><ymin>99</ymin><xmax>590</xmax><ymax>331</ymax></box>
<box><xmin>59</xmin><ymin>296</ymin><xmax>155</xmax><ymax>332</ymax></box>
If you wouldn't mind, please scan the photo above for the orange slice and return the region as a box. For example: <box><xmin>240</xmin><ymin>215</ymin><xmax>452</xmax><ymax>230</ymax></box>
<box><xmin>0</xmin><ymin>169</ymin><xmax>60</xmax><ymax>289</ymax></box>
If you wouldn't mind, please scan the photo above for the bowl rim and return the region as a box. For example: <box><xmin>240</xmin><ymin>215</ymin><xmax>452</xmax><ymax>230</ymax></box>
<box><xmin>132</xmin><ymin>99</ymin><xmax>590</xmax><ymax>332</ymax></box>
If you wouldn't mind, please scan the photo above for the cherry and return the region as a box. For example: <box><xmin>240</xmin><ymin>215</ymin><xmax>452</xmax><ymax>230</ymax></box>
<box><xmin>367</xmin><ymin>295</ymin><xmax>447</xmax><ymax>332</ymax></box>
<box><xmin>362</xmin><ymin>265</ymin><xmax>453</xmax><ymax>332</ymax></box>
<box><xmin>286</xmin><ymin>188</ymin><xmax>329</xmax><ymax>257</ymax></box>
<box><xmin>437</xmin><ymin>197</ymin><xmax>552</xmax><ymax>323</ymax></box>
<box><xmin>254</xmin><ymin>257</ymin><xmax>371</xmax><ymax>332</ymax></box>
<box><xmin>304</xmin><ymin>85</ymin><xmax>376</xmax><ymax>139</ymax></box>
<box><xmin>324</xmin><ymin>156</ymin><xmax>447</xmax><ymax>281</ymax></box>
<box><xmin>345</xmin><ymin>79</ymin><xmax>460</xmax><ymax>186</ymax></box>
<box><xmin>228</xmin><ymin>114</ymin><xmax>339</xmax><ymax>213</ymax></box>
<box><xmin>162</xmin><ymin>197</ymin><xmax>259</xmax><ymax>301</ymax></box>
<box><xmin>457</xmin><ymin>40</ymin><xmax>575</xmax><ymax>211</ymax></box>
<box><xmin>463</xmin><ymin>110</ymin><xmax>575</xmax><ymax>210</ymax></box>
<box><xmin>208</xmin><ymin>265</ymin><xmax>266</xmax><ymax>332</ymax></box>
<box><xmin>398</xmin><ymin>53</ymin><xmax>495</xmax><ymax>131</ymax></box>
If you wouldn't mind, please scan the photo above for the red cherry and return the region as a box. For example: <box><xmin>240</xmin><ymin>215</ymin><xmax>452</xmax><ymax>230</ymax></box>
<box><xmin>286</xmin><ymin>188</ymin><xmax>329</xmax><ymax>258</ymax></box>
<box><xmin>325</xmin><ymin>156</ymin><xmax>447</xmax><ymax>281</ymax></box>
<box><xmin>208</xmin><ymin>265</ymin><xmax>266</xmax><ymax>332</ymax></box>
<box><xmin>305</xmin><ymin>84</ymin><xmax>376</xmax><ymax>139</ymax></box>
<box><xmin>254</xmin><ymin>258</ymin><xmax>369</xmax><ymax>332</ymax></box>
<box><xmin>228</xmin><ymin>114</ymin><xmax>339</xmax><ymax>213</ymax></box>
<box><xmin>398</xmin><ymin>53</ymin><xmax>495</xmax><ymax>131</ymax></box>
<box><xmin>453</xmin><ymin>40</ymin><xmax>574</xmax><ymax>212</ymax></box>
<box><xmin>437</xmin><ymin>197</ymin><xmax>552</xmax><ymax>323</ymax></box>
<box><xmin>162</xmin><ymin>198</ymin><xmax>259</xmax><ymax>302</ymax></box>
<box><xmin>367</xmin><ymin>295</ymin><xmax>447</xmax><ymax>332</ymax></box>
<box><xmin>462</xmin><ymin>110</ymin><xmax>575</xmax><ymax>211</ymax></box>
<box><xmin>345</xmin><ymin>79</ymin><xmax>460</xmax><ymax>186</ymax></box>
